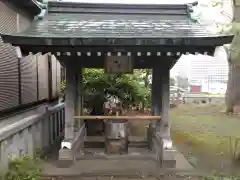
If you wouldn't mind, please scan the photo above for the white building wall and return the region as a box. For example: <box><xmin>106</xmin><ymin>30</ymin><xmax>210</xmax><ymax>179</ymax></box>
<box><xmin>170</xmin><ymin>55</ymin><xmax>191</xmax><ymax>78</ymax></box>
<box><xmin>171</xmin><ymin>47</ymin><xmax>229</xmax><ymax>94</ymax></box>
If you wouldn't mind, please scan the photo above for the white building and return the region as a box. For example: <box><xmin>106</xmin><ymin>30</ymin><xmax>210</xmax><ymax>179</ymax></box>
<box><xmin>170</xmin><ymin>0</ymin><xmax>231</xmax><ymax>94</ymax></box>
<box><xmin>171</xmin><ymin>46</ymin><xmax>229</xmax><ymax>94</ymax></box>
<box><xmin>170</xmin><ymin>55</ymin><xmax>191</xmax><ymax>78</ymax></box>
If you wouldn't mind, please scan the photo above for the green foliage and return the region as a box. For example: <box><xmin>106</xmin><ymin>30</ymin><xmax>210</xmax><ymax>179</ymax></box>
<box><xmin>83</xmin><ymin>69</ymin><xmax>150</xmax><ymax>109</ymax></box>
<box><xmin>4</xmin><ymin>156</ymin><xmax>42</xmax><ymax>180</ymax></box>
<box><xmin>60</xmin><ymin>80</ymin><xmax>66</xmax><ymax>94</ymax></box>
<box><xmin>61</xmin><ymin>68</ymin><xmax>151</xmax><ymax>109</ymax></box>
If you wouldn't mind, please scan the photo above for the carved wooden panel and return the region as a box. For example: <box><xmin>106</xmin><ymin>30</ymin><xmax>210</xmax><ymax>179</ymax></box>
<box><xmin>105</xmin><ymin>56</ymin><xmax>133</xmax><ymax>74</ymax></box>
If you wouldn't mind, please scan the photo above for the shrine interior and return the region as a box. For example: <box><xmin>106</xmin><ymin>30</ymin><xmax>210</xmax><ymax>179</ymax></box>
<box><xmin>77</xmin><ymin>64</ymin><xmax>159</xmax><ymax>157</ymax></box>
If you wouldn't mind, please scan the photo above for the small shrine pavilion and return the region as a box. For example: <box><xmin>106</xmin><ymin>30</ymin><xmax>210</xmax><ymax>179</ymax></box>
<box><xmin>1</xmin><ymin>0</ymin><xmax>233</xmax><ymax>168</ymax></box>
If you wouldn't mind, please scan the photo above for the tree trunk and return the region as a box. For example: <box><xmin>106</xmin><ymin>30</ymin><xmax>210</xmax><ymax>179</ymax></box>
<box><xmin>223</xmin><ymin>0</ymin><xmax>240</xmax><ymax>114</ymax></box>
<box><xmin>225</xmin><ymin>57</ymin><xmax>240</xmax><ymax>114</ymax></box>
<box><xmin>225</xmin><ymin>60</ymin><xmax>234</xmax><ymax>114</ymax></box>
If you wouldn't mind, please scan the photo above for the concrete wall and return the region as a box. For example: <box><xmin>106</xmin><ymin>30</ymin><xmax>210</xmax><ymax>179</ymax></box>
<box><xmin>0</xmin><ymin>103</ymin><xmax>65</xmax><ymax>171</ymax></box>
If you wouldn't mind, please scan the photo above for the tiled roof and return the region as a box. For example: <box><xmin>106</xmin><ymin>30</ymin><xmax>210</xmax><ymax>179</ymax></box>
<box><xmin>18</xmin><ymin>14</ymin><xmax>215</xmax><ymax>38</ymax></box>
<box><xmin>0</xmin><ymin>1</ymin><xmax>233</xmax><ymax>46</ymax></box>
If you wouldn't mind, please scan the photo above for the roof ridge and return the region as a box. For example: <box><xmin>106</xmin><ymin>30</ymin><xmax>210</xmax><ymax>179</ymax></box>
<box><xmin>48</xmin><ymin>1</ymin><xmax>191</xmax><ymax>9</ymax></box>
<box><xmin>47</xmin><ymin>1</ymin><xmax>195</xmax><ymax>16</ymax></box>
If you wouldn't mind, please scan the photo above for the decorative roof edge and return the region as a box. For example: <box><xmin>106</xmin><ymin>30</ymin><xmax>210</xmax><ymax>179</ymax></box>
<box><xmin>0</xmin><ymin>34</ymin><xmax>234</xmax><ymax>47</ymax></box>
<box><xmin>187</xmin><ymin>1</ymin><xmax>201</xmax><ymax>23</ymax></box>
<box><xmin>187</xmin><ymin>1</ymin><xmax>198</xmax><ymax>13</ymax></box>
<box><xmin>35</xmin><ymin>1</ymin><xmax>48</xmax><ymax>20</ymax></box>
<box><xmin>8</xmin><ymin>0</ymin><xmax>42</xmax><ymax>17</ymax></box>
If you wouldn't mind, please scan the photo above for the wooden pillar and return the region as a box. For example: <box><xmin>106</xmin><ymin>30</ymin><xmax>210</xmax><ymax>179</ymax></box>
<box><xmin>159</xmin><ymin>68</ymin><xmax>171</xmax><ymax>138</ymax></box>
<box><xmin>58</xmin><ymin>63</ymin><xmax>84</xmax><ymax>167</ymax></box>
<box><xmin>148</xmin><ymin>66</ymin><xmax>162</xmax><ymax>149</ymax></box>
<box><xmin>75</xmin><ymin>68</ymin><xmax>83</xmax><ymax>128</ymax></box>
<box><xmin>64</xmin><ymin>64</ymin><xmax>76</xmax><ymax>141</ymax></box>
<box><xmin>151</xmin><ymin>65</ymin><xmax>176</xmax><ymax>168</ymax></box>
<box><xmin>74</xmin><ymin>68</ymin><xmax>85</xmax><ymax>154</ymax></box>
<box><xmin>151</xmin><ymin>66</ymin><xmax>162</xmax><ymax>121</ymax></box>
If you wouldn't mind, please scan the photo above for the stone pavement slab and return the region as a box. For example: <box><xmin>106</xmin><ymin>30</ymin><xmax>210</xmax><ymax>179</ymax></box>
<box><xmin>43</xmin><ymin>149</ymin><xmax>193</xmax><ymax>176</ymax></box>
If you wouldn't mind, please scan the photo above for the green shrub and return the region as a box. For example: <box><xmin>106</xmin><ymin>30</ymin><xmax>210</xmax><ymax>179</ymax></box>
<box><xmin>5</xmin><ymin>156</ymin><xmax>42</xmax><ymax>180</ymax></box>
<box><xmin>60</xmin><ymin>80</ymin><xmax>66</xmax><ymax>93</ymax></box>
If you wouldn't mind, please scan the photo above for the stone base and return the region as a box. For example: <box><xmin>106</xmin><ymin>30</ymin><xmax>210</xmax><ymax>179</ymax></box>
<box><xmin>147</xmin><ymin>125</ymin><xmax>153</xmax><ymax>150</ymax></box>
<box><xmin>57</xmin><ymin>125</ymin><xmax>86</xmax><ymax>167</ymax></box>
<box><xmin>161</xmin><ymin>160</ymin><xmax>176</xmax><ymax>168</ymax></box>
<box><xmin>105</xmin><ymin>138</ymin><xmax>128</xmax><ymax>154</ymax></box>
<box><xmin>58</xmin><ymin>148</ymin><xmax>75</xmax><ymax>168</ymax></box>
<box><xmin>153</xmin><ymin>135</ymin><xmax>177</xmax><ymax>169</ymax></box>
<box><xmin>161</xmin><ymin>149</ymin><xmax>176</xmax><ymax>168</ymax></box>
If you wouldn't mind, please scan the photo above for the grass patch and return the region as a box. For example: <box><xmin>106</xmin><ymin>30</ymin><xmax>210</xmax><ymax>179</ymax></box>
<box><xmin>171</xmin><ymin>105</ymin><xmax>240</xmax><ymax>155</ymax></box>
<box><xmin>0</xmin><ymin>155</ymin><xmax>42</xmax><ymax>180</ymax></box>
<box><xmin>171</xmin><ymin>104</ymin><xmax>240</xmax><ymax>173</ymax></box>
<box><xmin>171</xmin><ymin>130</ymin><xmax>232</xmax><ymax>166</ymax></box>
<box><xmin>6</xmin><ymin>156</ymin><xmax>42</xmax><ymax>180</ymax></box>
<box><xmin>0</xmin><ymin>149</ymin><xmax>44</xmax><ymax>180</ymax></box>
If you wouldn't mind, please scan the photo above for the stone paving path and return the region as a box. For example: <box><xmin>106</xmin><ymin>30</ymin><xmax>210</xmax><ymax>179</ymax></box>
<box><xmin>43</xmin><ymin>148</ymin><xmax>193</xmax><ymax>177</ymax></box>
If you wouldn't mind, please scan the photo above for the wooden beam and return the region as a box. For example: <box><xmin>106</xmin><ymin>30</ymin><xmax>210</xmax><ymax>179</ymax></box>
<box><xmin>73</xmin><ymin>116</ymin><xmax>161</xmax><ymax>120</ymax></box>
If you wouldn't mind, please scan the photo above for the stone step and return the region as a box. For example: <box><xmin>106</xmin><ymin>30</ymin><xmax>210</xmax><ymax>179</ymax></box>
<box><xmin>130</xmin><ymin>140</ymin><xmax>148</xmax><ymax>148</ymax></box>
<box><xmin>78</xmin><ymin>152</ymin><xmax>156</xmax><ymax>160</ymax></box>
<box><xmin>84</xmin><ymin>140</ymin><xmax>148</xmax><ymax>148</ymax></box>
<box><xmin>84</xmin><ymin>140</ymin><xmax>104</xmax><ymax>148</ymax></box>
<box><xmin>41</xmin><ymin>146</ymin><xmax>194</xmax><ymax>180</ymax></box>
